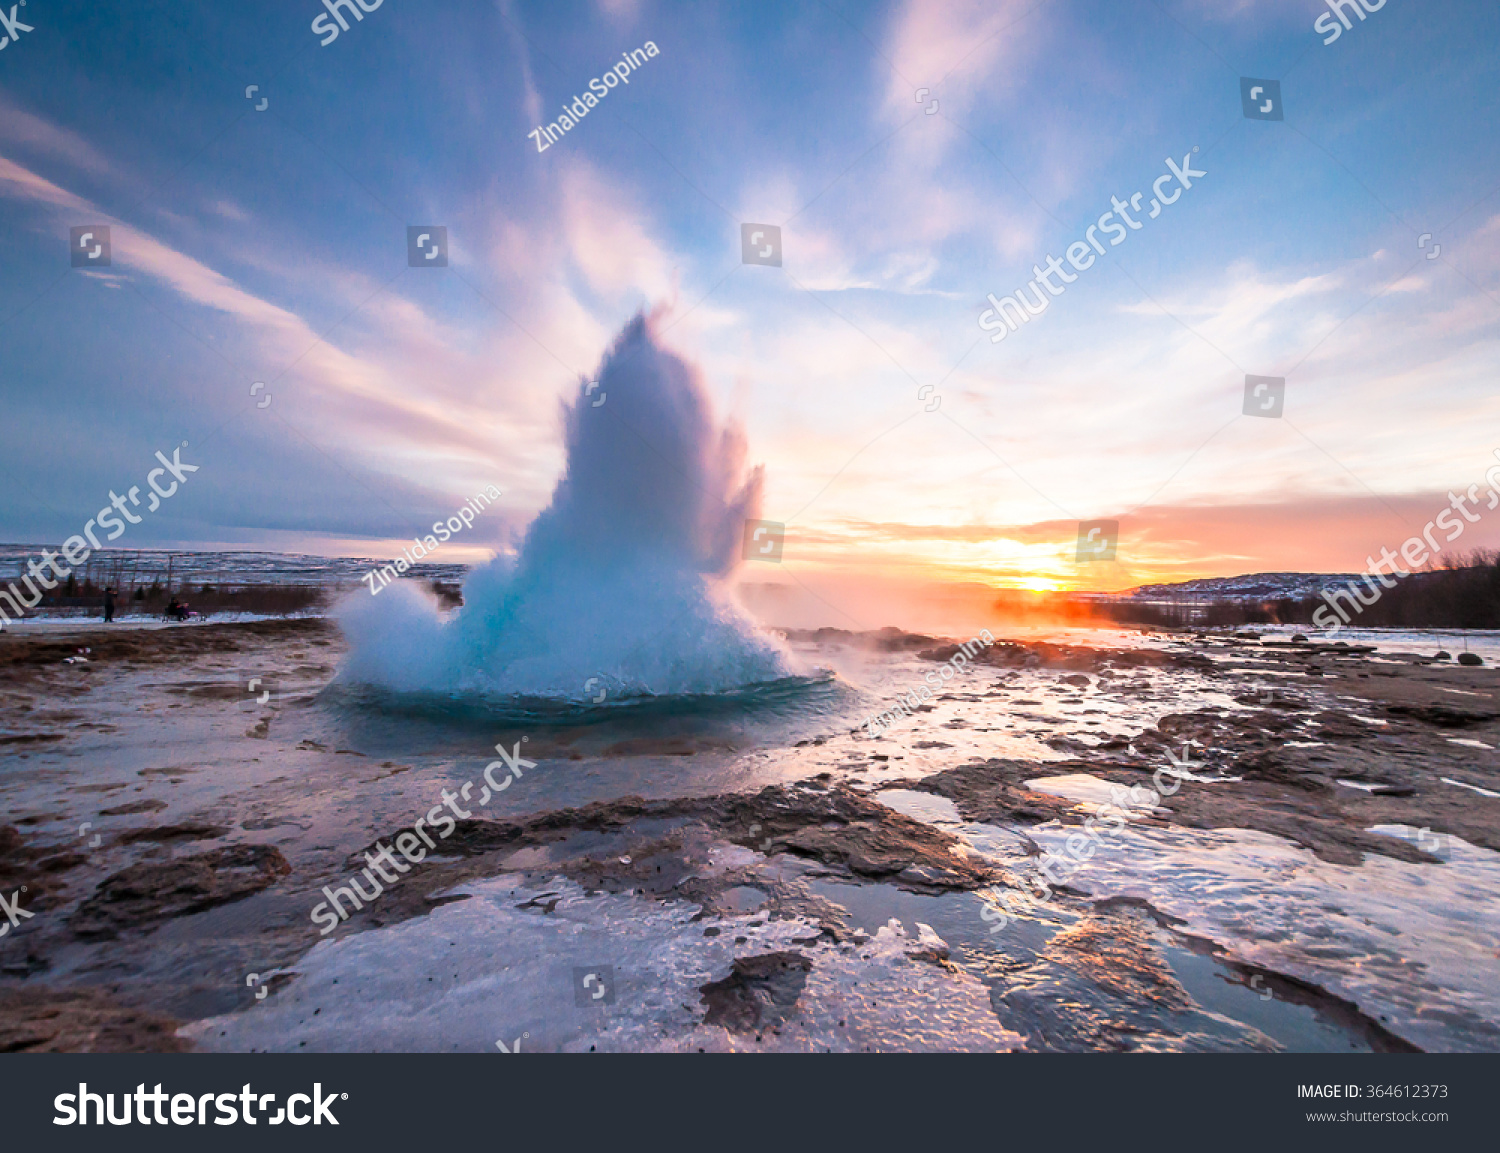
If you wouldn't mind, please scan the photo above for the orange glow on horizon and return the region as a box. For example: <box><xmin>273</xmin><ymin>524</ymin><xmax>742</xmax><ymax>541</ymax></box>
<box><xmin>1014</xmin><ymin>575</ymin><xmax>1063</xmax><ymax>592</ymax></box>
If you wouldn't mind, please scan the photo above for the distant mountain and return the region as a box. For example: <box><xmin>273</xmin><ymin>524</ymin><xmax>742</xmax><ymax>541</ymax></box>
<box><xmin>1123</xmin><ymin>572</ymin><xmax>1364</xmax><ymax>602</ymax></box>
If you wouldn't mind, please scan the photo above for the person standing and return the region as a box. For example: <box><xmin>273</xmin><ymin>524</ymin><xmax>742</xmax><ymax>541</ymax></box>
<box><xmin>103</xmin><ymin>586</ymin><xmax>116</xmax><ymax>623</ymax></box>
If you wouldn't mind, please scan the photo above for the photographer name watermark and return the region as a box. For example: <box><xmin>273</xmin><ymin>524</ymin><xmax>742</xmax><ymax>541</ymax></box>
<box><xmin>362</xmin><ymin>485</ymin><xmax>501</xmax><ymax>596</ymax></box>
<box><xmin>529</xmin><ymin>41</ymin><xmax>660</xmax><ymax>153</ymax></box>
<box><xmin>864</xmin><ymin>630</ymin><xmax>996</xmax><ymax>737</ymax></box>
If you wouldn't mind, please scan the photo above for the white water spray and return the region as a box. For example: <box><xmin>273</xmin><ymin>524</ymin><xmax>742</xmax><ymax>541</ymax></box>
<box><xmin>337</xmin><ymin>311</ymin><xmax>792</xmax><ymax>698</ymax></box>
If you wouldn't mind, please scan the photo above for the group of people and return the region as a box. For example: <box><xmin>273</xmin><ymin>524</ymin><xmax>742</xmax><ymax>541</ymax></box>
<box><xmin>100</xmin><ymin>587</ymin><xmax>189</xmax><ymax>623</ymax></box>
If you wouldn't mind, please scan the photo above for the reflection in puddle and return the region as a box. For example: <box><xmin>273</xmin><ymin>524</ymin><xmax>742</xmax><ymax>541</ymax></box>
<box><xmin>808</xmin><ymin>877</ymin><xmax>1375</xmax><ymax>1052</ymax></box>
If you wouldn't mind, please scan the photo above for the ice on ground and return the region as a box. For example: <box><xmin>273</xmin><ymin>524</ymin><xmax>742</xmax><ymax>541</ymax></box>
<box><xmin>1441</xmin><ymin>777</ymin><xmax>1500</xmax><ymax>799</ymax></box>
<box><xmin>959</xmin><ymin>818</ymin><xmax>1500</xmax><ymax>1052</ymax></box>
<box><xmin>181</xmin><ymin>876</ymin><xmax>1024</xmax><ymax>1053</ymax></box>
<box><xmin>874</xmin><ymin>789</ymin><xmax>963</xmax><ymax>826</ymax></box>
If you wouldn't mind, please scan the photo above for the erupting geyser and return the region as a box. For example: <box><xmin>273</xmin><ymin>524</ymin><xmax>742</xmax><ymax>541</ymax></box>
<box><xmin>337</xmin><ymin>310</ymin><xmax>792</xmax><ymax>699</ymax></box>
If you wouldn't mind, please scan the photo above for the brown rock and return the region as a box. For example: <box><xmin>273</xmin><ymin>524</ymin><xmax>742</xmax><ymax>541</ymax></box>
<box><xmin>116</xmin><ymin>823</ymin><xmax>230</xmax><ymax>844</ymax></box>
<box><xmin>0</xmin><ymin>987</ymin><xmax>189</xmax><ymax>1052</ymax></box>
<box><xmin>71</xmin><ymin>845</ymin><xmax>291</xmax><ymax>940</ymax></box>
<box><xmin>700</xmin><ymin>952</ymin><xmax>812</xmax><ymax>1034</ymax></box>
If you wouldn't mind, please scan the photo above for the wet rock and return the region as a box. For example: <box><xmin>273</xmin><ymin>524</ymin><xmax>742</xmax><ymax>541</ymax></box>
<box><xmin>1311</xmin><ymin>712</ymin><xmax>1377</xmax><ymax>742</ymax></box>
<box><xmin>900</xmin><ymin>759</ymin><xmax>1077</xmax><ymax>825</ymax></box>
<box><xmin>921</xmin><ymin>638</ymin><xmax>1214</xmax><ymax>675</ymax></box>
<box><xmin>867</xmin><ymin>627</ymin><xmax>941</xmax><ymax>651</ymax></box>
<box><xmin>1385</xmin><ymin>703</ymin><xmax>1498</xmax><ymax>727</ymax></box>
<box><xmin>1231</xmin><ymin>689</ymin><xmax>1306</xmax><ymax>712</ymax></box>
<box><xmin>781</xmin><ymin>626</ymin><xmax>938</xmax><ymax>652</ymax></box>
<box><xmin>1043</xmin><ymin>910</ymin><xmax>1192</xmax><ymax>1013</ymax></box>
<box><xmin>72</xmin><ymin>845</ymin><xmax>291</xmax><ymax>940</ymax></box>
<box><xmin>30</xmin><ymin>852</ymin><xmax>87</xmax><ymax>875</ymax></box>
<box><xmin>898</xmin><ymin>864</ymin><xmax>969</xmax><ymax>887</ymax></box>
<box><xmin>909</xmin><ymin>922</ymin><xmax>951</xmax><ymax>963</ymax></box>
<box><xmin>0</xmin><ymin>949</ymin><xmax>50</xmax><ymax>979</ymax></box>
<box><xmin>0</xmin><ymin>987</ymin><xmax>190</xmax><ymax>1052</ymax></box>
<box><xmin>563</xmin><ymin>831</ymin><xmax>705</xmax><ymax>900</ymax></box>
<box><xmin>1458</xmin><ymin>653</ymin><xmax>1484</xmax><ymax>667</ymax></box>
<box><xmin>1231</xmin><ymin>749</ymin><xmax>1330</xmax><ymax>792</ymax></box>
<box><xmin>98</xmin><ymin>799</ymin><xmax>168</xmax><ymax>816</ymax></box>
<box><xmin>0</xmin><ymin>826</ymin><xmax>86</xmax><ymax>906</ymax></box>
<box><xmin>724</xmin><ymin>786</ymin><xmax>989</xmax><ymax>888</ymax></box>
<box><xmin>116</xmin><ymin>823</ymin><xmax>230</xmax><ymax>844</ymax></box>
<box><xmin>341</xmin><ymin>783</ymin><xmax>991</xmax><ymax>941</ymax></box>
<box><xmin>700</xmin><ymin>951</ymin><xmax>812</xmax><ymax>1034</ymax></box>
<box><xmin>364</xmin><ymin>816</ymin><xmax>524</xmax><ymax>864</ymax></box>
<box><xmin>993</xmin><ymin>908</ymin><xmax>1242</xmax><ymax>1052</ymax></box>
<box><xmin>0</xmin><ymin>618</ymin><xmax>327</xmax><ymax>674</ymax></box>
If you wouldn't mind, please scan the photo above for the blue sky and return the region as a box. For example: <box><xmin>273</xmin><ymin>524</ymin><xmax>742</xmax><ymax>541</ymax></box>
<box><xmin>2</xmin><ymin>0</ymin><xmax>1498</xmax><ymax>595</ymax></box>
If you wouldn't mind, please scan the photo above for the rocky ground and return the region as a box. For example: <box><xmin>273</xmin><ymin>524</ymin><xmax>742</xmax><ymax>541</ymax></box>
<box><xmin>1</xmin><ymin>619</ymin><xmax>1496</xmax><ymax>1051</ymax></box>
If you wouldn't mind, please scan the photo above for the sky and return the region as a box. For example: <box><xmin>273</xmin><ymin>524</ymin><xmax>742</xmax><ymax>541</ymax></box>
<box><xmin>2</xmin><ymin>0</ymin><xmax>1499</xmax><ymax>611</ymax></box>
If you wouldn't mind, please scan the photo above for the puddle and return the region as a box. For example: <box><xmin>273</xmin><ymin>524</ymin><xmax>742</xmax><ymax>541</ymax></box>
<box><xmin>874</xmin><ymin>789</ymin><xmax>962</xmax><ymax>826</ymax></box>
<box><xmin>718</xmin><ymin>885</ymin><xmax>769</xmax><ymax>913</ymax></box>
<box><xmin>807</xmin><ymin>877</ymin><xmax>1067</xmax><ymax>970</ymax></box>
<box><xmin>806</xmin><ymin>877</ymin><xmax>1375</xmax><ymax>1052</ymax></box>
<box><xmin>1025</xmin><ymin>773</ymin><xmax>1160</xmax><ymax>813</ymax></box>
<box><xmin>1165</xmin><ymin>947</ymin><xmax>1373</xmax><ymax>1053</ymax></box>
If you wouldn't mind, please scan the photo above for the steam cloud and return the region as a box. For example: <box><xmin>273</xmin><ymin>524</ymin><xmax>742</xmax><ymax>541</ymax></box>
<box><xmin>337</xmin><ymin>310</ymin><xmax>792</xmax><ymax>698</ymax></box>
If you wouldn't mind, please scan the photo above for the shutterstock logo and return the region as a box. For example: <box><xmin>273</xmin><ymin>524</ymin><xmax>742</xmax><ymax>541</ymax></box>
<box><xmin>0</xmin><ymin>886</ymin><xmax>32</xmax><ymax>935</ymax></box>
<box><xmin>1243</xmin><ymin>374</ymin><xmax>1286</xmax><ymax>418</ymax></box>
<box><xmin>311</xmin><ymin>0</ymin><xmax>384</xmax><ymax>47</ymax></box>
<box><xmin>0</xmin><ymin>2</ymin><xmax>35</xmax><ymax>53</ymax></box>
<box><xmin>742</xmin><ymin>519</ymin><xmax>784</xmax><ymax>562</ymax></box>
<box><xmin>1240</xmin><ymin>78</ymin><xmax>1283</xmax><ymax>121</ymax></box>
<box><xmin>71</xmin><ymin>225</ymin><xmax>111</xmax><ymax>268</ymax></box>
<box><xmin>407</xmin><ymin>225</ymin><xmax>448</xmax><ymax>267</ymax></box>
<box><xmin>55</xmin><ymin>1083</ymin><xmax>346</xmax><ymax>1126</ymax></box>
<box><xmin>741</xmin><ymin>224</ymin><xmax>782</xmax><ymax>267</ymax></box>
<box><xmin>1315</xmin><ymin>0</ymin><xmax>1387</xmax><ymax>45</ymax></box>
<box><xmin>1076</xmin><ymin>520</ymin><xmax>1118</xmax><ymax>563</ymax></box>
